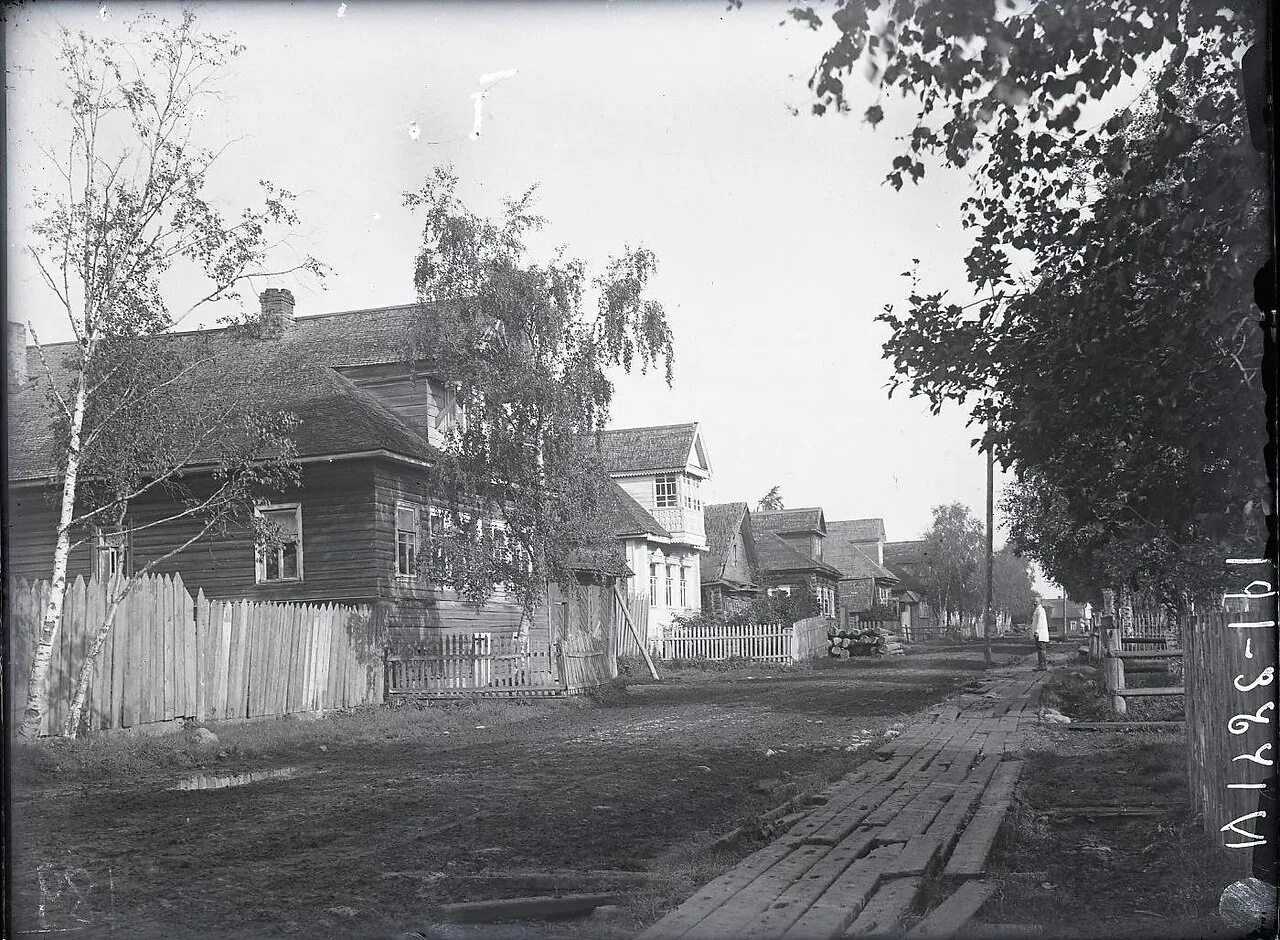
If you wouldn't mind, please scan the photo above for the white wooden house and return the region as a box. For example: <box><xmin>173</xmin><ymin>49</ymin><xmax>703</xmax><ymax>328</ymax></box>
<box><xmin>593</xmin><ymin>423</ymin><xmax>710</xmax><ymax>638</ymax></box>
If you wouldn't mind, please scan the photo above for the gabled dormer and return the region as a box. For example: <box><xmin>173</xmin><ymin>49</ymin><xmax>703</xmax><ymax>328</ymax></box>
<box><xmin>752</xmin><ymin>508</ymin><xmax>828</xmax><ymax>563</ymax></box>
<box><xmin>594</xmin><ymin>422</ymin><xmax>711</xmax><ymax>550</ymax></box>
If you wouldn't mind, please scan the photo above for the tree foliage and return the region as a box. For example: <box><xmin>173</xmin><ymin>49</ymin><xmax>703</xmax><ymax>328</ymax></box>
<box><xmin>19</xmin><ymin>11</ymin><xmax>321</xmax><ymax>738</ymax></box>
<box><xmin>403</xmin><ymin>169</ymin><xmax>675</xmax><ymax>613</ymax></box>
<box><xmin>795</xmin><ymin>0</ymin><xmax>1268</xmax><ymax>601</ymax></box>
<box><xmin>757</xmin><ymin>485</ymin><xmax>785</xmax><ymax>511</ymax></box>
<box><xmin>991</xmin><ymin>546</ymin><xmax>1037</xmax><ymax>623</ymax></box>
<box><xmin>920</xmin><ymin>502</ymin><xmax>984</xmax><ymax>623</ymax></box>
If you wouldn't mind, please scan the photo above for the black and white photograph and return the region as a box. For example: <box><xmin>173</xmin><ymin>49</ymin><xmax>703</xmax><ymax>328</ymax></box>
<box><xmin>2</xmin><ymin>1</ymin><xmax>1276</xmax><ymax>938</ymax></box>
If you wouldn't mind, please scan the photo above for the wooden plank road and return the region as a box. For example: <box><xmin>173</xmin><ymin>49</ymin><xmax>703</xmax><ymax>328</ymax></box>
<box><xmin>638</xmin><ymin>665</ymin><xmax>1046</xmax><ymax>940</ymax></box>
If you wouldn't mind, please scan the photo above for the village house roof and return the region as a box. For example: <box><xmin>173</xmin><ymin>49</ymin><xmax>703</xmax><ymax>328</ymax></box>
<box><xmin>8</xmin><ymin>304</ymin><xmax>448</xmax><ymax>484</ymax></box>
<box><xmin>592</xmin><ymin>423</ymin><xmax>704</xmax><ymax>476</ymax></box>
<box><xmin>752</xmin><ymin>507</ymin><xmax>827</xmax><ymax>536</ymax></box>
<box><xmin>604</xmin><ymin>479</ymin><xmax>672</xmax><ymax>542</ymax></box>
<box><xmin>826</xmin><ymin>542</ymin><xmax>900</xmax><ymax>583</ymax></box>
<box><xmin>700</xmin><ymin>501</ymin><xmax>760</xmax><ymax>590</ymax></box>
<box><xmin>827</xmin><ymin>518</ymin><xmax>886</xmax><ymax>543</ymax></box>
<box><xmin>751</xmin><ymin>529</ymin><xmax>843</xmax><ymax>580</ymax></box>
<box><xmin>884</xmin><ymin>539</ymin><xmax>929</xmax><ymax>566</ymax></box>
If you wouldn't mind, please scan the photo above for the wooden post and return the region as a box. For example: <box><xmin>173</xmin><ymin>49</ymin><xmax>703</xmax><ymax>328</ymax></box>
<box><xmin>1105</xmin><ymin>626</ymin><xmax>1127</xmax><ymax>716</ymax></box>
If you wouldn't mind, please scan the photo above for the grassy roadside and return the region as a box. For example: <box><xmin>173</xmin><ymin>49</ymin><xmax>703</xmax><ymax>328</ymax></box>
<box><xmin>977</xmin><ymin>664</ymin><xmax>1240</xmax><ymax>939</ymax></box>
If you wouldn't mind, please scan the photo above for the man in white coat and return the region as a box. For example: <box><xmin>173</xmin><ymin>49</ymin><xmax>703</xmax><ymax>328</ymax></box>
<box><xmin>1031</xmin><ymin>603</ymin><xmax>1050</xmax><ymax>671</ymax></box>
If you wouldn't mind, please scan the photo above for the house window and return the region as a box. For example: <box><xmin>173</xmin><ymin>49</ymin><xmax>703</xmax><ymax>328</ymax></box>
<box><xmin>395</xmin><ymin>504</ymin><xmax>419</xmax><ymax>579</ymax></box>
<box><xmin>649</xmin><ymin>563</ymin><xmax>659</xmax><ymax>605</ymax></box>
<box><xmin>732</xmin><ymin>541</ymin><xmax>739</xmax><ymax>566</ymax></box>
<box><xmin>665</xmin><ymin>565</ymin><xmax>674</xmax><ymax>606</ymax></box>
<box><xmin>769</xmin><ymin>585</ymin><xmax>792</xmax><ymax>598</ymax></box>
<box><xmin>255</xmin><ymin>504</ymin><xmax>303</xmax><ymax>583</ymax></box>
<box><xmin>684</xmin><ymin>476</ymin><xmax>702</xmax><ymax>510</ymax></box>
<box><xmin>655</xmin><ymin>474</ymin><xmax>678</xmax><ymax>509</ymax></box>
<box><xmin>679</xmin><ymin>566</ymin><xmax>688</xmax><ymax>607</ymax></box>
<box><xmin>428</xmin><ymin>509</ymin><xmax>451</xmax><ymax>582</ymax></box>
<box><xmin>93</xmin><ymin>526</ymin><xmax>130</xmax><ymax>581</ymax></box>
<box><xmin>877</xmin><ymin>585</ymin><xmax>889</xmax><ymax>604</ymax></box>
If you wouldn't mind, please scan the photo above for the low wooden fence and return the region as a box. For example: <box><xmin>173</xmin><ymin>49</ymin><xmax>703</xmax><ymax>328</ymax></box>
<box><xmin>1099</xmin><ymin>626</ymin><xmax>1184</xmax><ymax>716</ymax></box>
<box><xmin>384</xmin><ymin>631</ymin><xmax>561</xmax><ymax>696</ymax></box>
<box><xmin>660</xmin><ymin>618</ymin><xmax>834</xmax><ymax>664</ymax></box>
<box><xmin>8</xmin><ymin>574</ymin><xmax>378</xmax><ymax>736</ymax></box>
<box><xmin>1184</xmin><ymin>605</ymin><xmax>1277</xmax><ymax>876</ymax></box>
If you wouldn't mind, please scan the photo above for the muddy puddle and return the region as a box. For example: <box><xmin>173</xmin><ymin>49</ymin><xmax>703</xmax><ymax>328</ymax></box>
<box><xmin>171</xmin><ymin>766</ymin><xmax>305</xmax><ymax>791</ymax></box>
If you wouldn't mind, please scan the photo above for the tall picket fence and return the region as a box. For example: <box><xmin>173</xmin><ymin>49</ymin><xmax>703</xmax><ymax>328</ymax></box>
<box><xmin>1183</xmin><ymin>607</ymin><xmax>1277</xmax><ymax>876</ymax></box>
<box><xmin>8</xmin><ymin>574</ymin><xmax>377</xmax><ymax>736</ymax></box>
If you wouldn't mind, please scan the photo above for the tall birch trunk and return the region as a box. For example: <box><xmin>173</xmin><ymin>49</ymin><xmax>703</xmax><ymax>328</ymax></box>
<box><xmin>19</xmin><ymin>358</ymin><xmax>89</xmax><ymax>739</ymax></box>
<box><xmin>62</xmin><ymin>579</ymin><xmax>126</xmax><ymax>738</ymax></box>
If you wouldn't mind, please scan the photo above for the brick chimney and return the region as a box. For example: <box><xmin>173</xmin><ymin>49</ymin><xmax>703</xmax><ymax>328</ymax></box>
<box><xmin>259</xmin><ymin>288</ymin><xmax>296</xmax><ymax>331</ymax></box>
<box><xmin>6</xmin><ymin>321</ymin><xmax>28</xmax><ymax>390</ymax></box>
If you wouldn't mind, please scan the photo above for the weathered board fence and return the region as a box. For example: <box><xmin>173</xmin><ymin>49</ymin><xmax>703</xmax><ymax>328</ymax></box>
<box><xmin>8</xmin><ymin>574</ymin><xmax>378</xmax><ymax>736</ymax></box>
<box><xmin>613</xmin><ymin>591</ymin><xmax>652</xmax><ymax>657</ymax></box>
<box><xmin>383</xmin><ymin>574</ymin><xmax>622</xmax><ymax>698</ymax></box>
<box><xmin>660</xmin><ymin>616</ymin><xmax>833</xmax><ymax>664</ymax></box>
<box><xmin>1183</xmin><ymin>606</ymin><xmax>1278</xmax><ymax>877</ymax></box>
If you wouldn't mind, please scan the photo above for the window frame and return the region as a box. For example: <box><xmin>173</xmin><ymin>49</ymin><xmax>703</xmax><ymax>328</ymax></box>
<box><xmin>654</xmin><ymin>474</ymin><xmax>678</xmax><ymax>509</ymax></box>
<box><xmin>649</xmin><ymin>562</ymin><xmax>659</xmax><ymax>606</ymax></box>
<box><xmin>665</xmin><ymin>564</ymin><xmax>674</xmax><ymax>606</ymax></box>
<box><xmin>679</xmin><ymin>565</ymin><xmax>688</xmax><ymax>607</ymax></box>
<box><xmin>254</xmin><ymin>502</ymin><xmax>304</xmax><ymax>584</ymax></box>
<box><xmin>395</xmin><ymin>502</ymin><xmax>420</xmax><ymax>580</ymax></box>
<box><xmin>93</xmin><ymin>524</ymin><xmax>131</xmax><ymax>581</ymax></box>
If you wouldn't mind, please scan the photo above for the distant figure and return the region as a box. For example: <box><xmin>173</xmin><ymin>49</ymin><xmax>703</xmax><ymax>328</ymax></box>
<box><xmin>1031</xmin><ymin>604</ymin><xmax>1049</xmax><ymax>671</ymax></box>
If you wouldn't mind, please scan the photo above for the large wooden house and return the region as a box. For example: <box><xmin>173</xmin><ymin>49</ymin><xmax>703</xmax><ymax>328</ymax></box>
<box><xmin>593</xmin><ymin>423</ymin><xmax>710</xmax><ymax>633</ymax></box>
<box><xmin>700</xmin><ymin>502</ymin><xmax>764</xmax><ymax>612</ymax></box>
<box><xmin>749</xmin><ymin>508</ymin><xmax>842</xmax><ymax>617</ymax></box>
<box><xmin>7</xmin><ymin>292</ymin><xmax>533</xmax><ymax>652</ymax></box>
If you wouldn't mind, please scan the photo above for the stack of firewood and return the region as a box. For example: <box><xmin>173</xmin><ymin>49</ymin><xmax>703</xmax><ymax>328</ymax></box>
<box><xmin>827</xmin><ymin>625</ymin><xmax>906</xmax><ymax>657</ymax></box>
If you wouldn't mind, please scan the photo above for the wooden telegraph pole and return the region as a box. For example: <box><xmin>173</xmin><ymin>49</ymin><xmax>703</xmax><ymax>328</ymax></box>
<box><xmin>983</xmin><ymin>447</ymin><xmax>994</xmax><ymax>666</ymax></box>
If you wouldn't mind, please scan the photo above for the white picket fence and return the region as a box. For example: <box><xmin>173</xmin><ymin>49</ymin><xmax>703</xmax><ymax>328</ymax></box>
<box><xmin>661</xmin><ymin>617</ymin><xmax>833</xmax><ymax>665</ymax></box>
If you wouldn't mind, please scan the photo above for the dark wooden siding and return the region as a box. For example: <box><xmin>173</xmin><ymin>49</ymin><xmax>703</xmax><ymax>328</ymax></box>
<box><xmin>372</xmin><ymin>462</ymin><xmax>524</xmax><ymax>644</ymax></box>
<box><xmin>7</xmin><ymin>460</ymin><xmax>381</xmax><ymax>606</ymax></box>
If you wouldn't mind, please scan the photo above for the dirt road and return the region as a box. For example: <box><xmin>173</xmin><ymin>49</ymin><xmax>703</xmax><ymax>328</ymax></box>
<box><xmin>10</xmin><ymin>641</ymin><xmax>1030</xmax><ymax>939</ymax></box>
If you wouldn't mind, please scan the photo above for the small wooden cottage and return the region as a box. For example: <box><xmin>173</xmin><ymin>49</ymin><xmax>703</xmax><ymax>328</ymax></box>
<box><xmin>827</xmin><ymin>519</ymin><xmax>901</xmax><ymax>621</ymax></box>
<box><xmin>749</xmin><ymin>508</ymin><xmax>842</xmax><ymax>617</ymax></box>
<box><xmin>700</xmin><ymin>502</ymin><xmax>764</xmax><ymax>612</ymax></box>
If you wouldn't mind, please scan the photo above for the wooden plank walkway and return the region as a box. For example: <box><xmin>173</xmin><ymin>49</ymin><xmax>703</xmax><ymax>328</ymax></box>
<box><xmin>638</xmin><ymin>666</ymin><xmax>1046</xmax><ymax>940</ymax></box>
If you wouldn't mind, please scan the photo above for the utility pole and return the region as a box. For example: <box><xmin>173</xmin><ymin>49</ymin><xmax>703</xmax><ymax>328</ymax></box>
<box><xmin>983</xmin><ymin>447</ymin><xmax>994</xmax><ymax>666</ymax></box>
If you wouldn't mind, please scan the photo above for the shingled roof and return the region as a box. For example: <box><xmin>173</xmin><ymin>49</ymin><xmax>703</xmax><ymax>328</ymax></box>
<box><xmin>827</xmin><ymin>542</ymin><xmax>900</xmax><ymax>582</ymax></box>
<box><xmin>8</xmin><ymin>305</ymin><xmax>439</xmax><ymax>483</ymax></box>
<box><xmin>701</xmin><ymin>501</ymin><xmax>755</xmax><ymax>586</ymax></box>
<box><xmin>752</xmin><ymin>507</ymin><xmax>826</xmax><ymax>536</ymax></box>
<box><xmin>751</xmin><ymin>529</ymin><xmax>842</xmax><ymax>579</ymax></box>
<box><xmin>827</xmin><ymin>518</ymin><xmax>885</xmax><ymax>543</ymax></box>
<box><xmin>604</xmin><ymin>479</ymin><xmax>671</xmax><ymax>541</ymax></box>
<box><xmin>593</xmin><ymin>423</ymin><xmax>702</xmax><ymax>475</ymax></box>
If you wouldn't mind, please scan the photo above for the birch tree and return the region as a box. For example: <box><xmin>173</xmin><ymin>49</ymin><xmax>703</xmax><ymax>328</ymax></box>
<box><xmin>402</xmin><ymin>168</ymin><xmax>674</xmax><ymax>614</ymax></box>
<box><xmin>18</xmin><ymin>11</ymin><xmax>323</xmax><ymax>738</ymax></box>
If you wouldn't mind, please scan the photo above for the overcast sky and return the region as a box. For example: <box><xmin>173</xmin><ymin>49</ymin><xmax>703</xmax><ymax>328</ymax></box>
<box><xmin>5</xmin><ymin>1</ymin><xmax>1055</xmax><ymax>589</ymax></box>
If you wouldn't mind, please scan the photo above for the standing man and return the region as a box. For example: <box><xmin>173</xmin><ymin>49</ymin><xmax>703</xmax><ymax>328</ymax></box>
<box><xmin>1031</xmin><ymin>603</ymin><xmax>1050</xmax><ymax>671</ymax></box>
